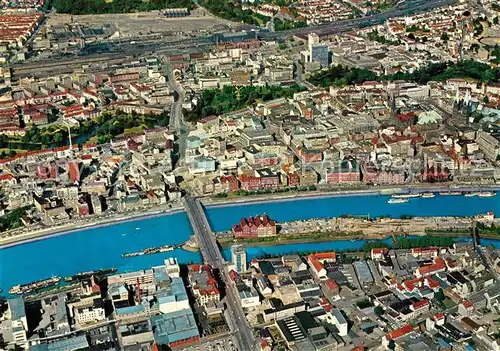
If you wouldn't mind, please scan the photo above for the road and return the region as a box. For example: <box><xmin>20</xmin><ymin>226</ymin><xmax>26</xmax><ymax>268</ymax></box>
<box><xmin>164</xmin><ymin>59</ymin><xmax>188</xmax><ymax>167</ymax></box>
<box><xmin>182</xmin><ymin>196</ymin><xmax>257</xmax><ymax>351</ymax></box>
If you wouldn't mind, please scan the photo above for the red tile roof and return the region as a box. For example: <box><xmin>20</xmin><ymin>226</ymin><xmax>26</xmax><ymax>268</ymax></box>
<box><xmin>385</xmin><ymin>324</ymin><xmax>414</xmax><ymax>340</ymax></box>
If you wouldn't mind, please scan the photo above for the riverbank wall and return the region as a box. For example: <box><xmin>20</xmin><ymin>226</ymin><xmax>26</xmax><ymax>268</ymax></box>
<box><xmin>0</xmin><ymin>206</ymin><xmax>184</xmax><ymax>249</ymax></box>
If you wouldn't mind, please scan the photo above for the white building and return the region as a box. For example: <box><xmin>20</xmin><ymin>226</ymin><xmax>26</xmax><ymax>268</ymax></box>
<box><xmin>239</xmin><ymin>288</ymin><xmax>260</xmax><ymax>308</ymax></box>
<box><xmin>231</xmin><ymin>244</ymin><xmax>247</xmax><ymax>273</ymax></box>
<box><xmin>74</xmin><ymin>304</ymin><xmax>106</xmax><ymax>325</ymax></box>
<box><xmin>3</xmin><ymin>298</ymin><xmax>28</xmax><ymax>349</ymax></box>
<box><xmin>158</xmin><ymin>277</ymin><xmax>191</xmax><ymax>314</ymax></box>
<box><xmin>165</xmin><ymin>257</ymin><xmax>180</xmax><ymax>278</ymax></box>
<box><xmin>331</xmin><ymin>308</ymin><xmax>348</xmax><ymax>336</ymax></box>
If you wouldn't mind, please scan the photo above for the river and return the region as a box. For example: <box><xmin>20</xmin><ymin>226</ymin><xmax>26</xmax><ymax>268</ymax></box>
<box><xmin>1</xmin><ymin>194</ymin><xmax>499</xmax><ymax>294</ymax></box>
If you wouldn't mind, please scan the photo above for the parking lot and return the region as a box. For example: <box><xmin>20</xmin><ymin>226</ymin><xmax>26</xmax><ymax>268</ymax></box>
<box><xmin>184</xmin><ymin>335</ymin><xmax>238</xmax><ymax>351</ymax></box>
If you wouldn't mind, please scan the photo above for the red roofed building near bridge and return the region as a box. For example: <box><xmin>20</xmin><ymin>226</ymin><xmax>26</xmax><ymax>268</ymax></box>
<box><xmin>232</xmin><ymin>214</ymin><xmax>276</xmax><ymax>239</ymax></box>
<box><xmin>187</xmin><ymin>264</ymin><xmax>220</xmax><ymax>306</ymax></box>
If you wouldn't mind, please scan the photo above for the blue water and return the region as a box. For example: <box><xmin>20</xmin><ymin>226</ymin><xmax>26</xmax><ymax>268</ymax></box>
<box><xmin>1</xmin><ymin>194</ymin><xmax>499</xmax><ymax>294</ymax></box>
<box><xmin>206</xmin><ymin>195</ymin><xmax>500</xmax><ymax>231</ymax></box>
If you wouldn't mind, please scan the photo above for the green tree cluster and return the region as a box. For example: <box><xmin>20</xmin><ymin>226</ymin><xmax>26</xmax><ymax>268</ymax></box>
<box><xmin>308</xmin><ymin>60</ymin><xmax>500</xmax><ymax>88</ymax></box>
<box><xmin>0</xmin><ymin>206</ymin><xmax>32</xmax><ymax>232</ymax></box>
<box><xmin>93</xmin><ymin>111</ymin><xmax>167</xmax><ymax>143</ymax></box>
<box><xmin>491</xmin><ymin>45</ymin><xmax>500</xmax><ymax>65</ymax></box>
<box><xmin>374</xmin><ymin>305</ymin><xmax>385</xmax><ymax>316</ymax></box>
<box><xmin>200</xmin><ymin>0</ymin><xmax>269</xmax><ymax>25</ymax></box>
<box><xmin>367</xmin><ymin>29</ymin><xmax>399</xmax><ymax>45</ymax></box>
<box><xmin>385</xmin><ymin>60</ymin><xmax>500</xmax><ymax>84</ymax></box>
<box><xmin>394</xmin><ymin>236</ymin><xmax>454</xmax><ymax>249</ymax></box>
<box><xmin>361</xmin><ymin>241</ymin><xmax>389</xmax><ymax>252</ymax></box>
<box><xmin>307</xmin><ymin>65</ymin><xmax>377</xmax><ymax>88</ymax></box>
<box><xmin>183</xmin><ymin>84</ymin><xmax>305</xmax><ymax>122</ymax></box>
<box><xmin>273</xmin><ymin>18</ymin><xmax>307</xmax><ymax>31</ymax></box>
<box><xmin>4</xmin><ymin>110</ymin><xmax>169</xmax><ymax>151</ymax></box>
<box><xmin>54</xmin><ymin>0</ymin><xmax>192</xmax><ymax>15</ymax></box>
<box><xmin>476</xmin><ymin>221</ymin><xmax>500</xmax><ymax>235</ymax></box>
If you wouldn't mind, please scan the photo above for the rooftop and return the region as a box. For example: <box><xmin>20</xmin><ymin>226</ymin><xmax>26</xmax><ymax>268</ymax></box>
<box><xmin>150</xmin><ymin>309</ymin><xmax>199</xmax><ymax>346</ymax></box>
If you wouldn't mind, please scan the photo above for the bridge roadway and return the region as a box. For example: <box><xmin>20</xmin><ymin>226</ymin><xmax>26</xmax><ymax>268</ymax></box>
<box><xmin>182</xmin><ymin>196</ymin><xmax>256</xmax><ymax>351</ymax></box>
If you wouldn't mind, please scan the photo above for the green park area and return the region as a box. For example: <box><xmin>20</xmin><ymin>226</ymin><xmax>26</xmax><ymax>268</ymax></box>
<box><xmin>0</xmin><ymin>206</ymin><xmax>32</xmax><ymax>232</ymax></box>
<box><xmin>183</xmin><ymin>84</ymin><xmax>305</xmax><ymax>122</ymax></box>
<box><xmin>308</xmin><ymin>60</ymin><xmax>500</xmax><ymax>88</ymax></box>
<box><xmin>0</xmin><ymin>111</ymin><xmax>169</xmax><ymax>158</ymax></box>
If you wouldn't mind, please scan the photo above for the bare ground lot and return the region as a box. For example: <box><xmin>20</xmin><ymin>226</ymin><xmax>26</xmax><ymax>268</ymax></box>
<box><xmin>46</xmin><ymin>9</ymin><xmax>237</xmax><ymax>38</ymax></box>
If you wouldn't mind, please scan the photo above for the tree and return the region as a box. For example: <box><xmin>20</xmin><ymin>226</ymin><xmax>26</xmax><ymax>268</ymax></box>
<box><xmin>388</xmin><ymin>339</ymin><xmax>396</xmax><ymax>350</ymax></box>
<box><xmin>483</xmin><ymin>96</ymin><xmax>489</xmax><ymax>104</ymax></box>
<box><xmin>435</xmin><ymin>288</ymin><xmax>445</xmax><ymax>302</ymax></box>
<box><xmin>440</xmin><ymin>33</ymin><xmax>449</xmax><ymax>42</ymax></box>
<box><xmin>494</xmin><ymin>17</ymin><xmax>498</xmax><ymax>25</ymax></box>
<box><xmin>374</xmin><ymin>305</ymin><xmax>385</xmax><ymax>317</ymax></box>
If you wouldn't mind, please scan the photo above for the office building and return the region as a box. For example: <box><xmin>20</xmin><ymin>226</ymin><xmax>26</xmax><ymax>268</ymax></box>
<box><xmin>310</xmin><ymin>44</ymin><xmax>330</xmax><ymax>68</ymax></box>
<box><xmin>231</xmin><ymin>244</ymin><xmax>247</xmax><ymax>273</ymax></box>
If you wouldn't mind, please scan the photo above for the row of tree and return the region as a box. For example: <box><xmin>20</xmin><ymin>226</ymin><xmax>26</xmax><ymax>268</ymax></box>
<box><xmin>394</xmin><ymin>236</ymin><xmax>455</xmax><ymax>249</ymax></box>
<box><xmin>54</xmin><ymin>0</ymin><xmax>192</xmax><ymax>15</ymax></box>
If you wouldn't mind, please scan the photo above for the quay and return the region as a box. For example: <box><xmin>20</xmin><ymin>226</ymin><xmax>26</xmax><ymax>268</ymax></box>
<box><xmin>182</xmin><ymin>196</ymin><xmax>257</xmax><ymax>351</ymax></box>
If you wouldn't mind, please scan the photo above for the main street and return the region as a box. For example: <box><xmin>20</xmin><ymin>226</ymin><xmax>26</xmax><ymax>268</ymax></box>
<box><xmin>182</xmin><ymin>196</ymin><xmax>257</xmax><ymax>351</ymax></box>
<box><xmin>164</xmin><ymin>59</ymin><xmax>188</xmax><ymax>168</ymax></box>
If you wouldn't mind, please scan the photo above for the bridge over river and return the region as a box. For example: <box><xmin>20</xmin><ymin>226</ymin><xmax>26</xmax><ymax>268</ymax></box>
<box><xmin>183</xmin><ymin>196</ymin><xmax>257</xmax><ymax>351</ymax></box>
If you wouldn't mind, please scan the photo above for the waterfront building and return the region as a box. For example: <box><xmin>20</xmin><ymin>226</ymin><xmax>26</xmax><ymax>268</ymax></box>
<box><xmin>2</xmin><ymin>298</ymin><xmax>28</xmax><ymax>349</ymax></box>
<box><xmin>371</xmin><ymin>248</ymin><xmax>389</xmax><ymax>260</ymax></box>
<box><xmin>299</xmin><ymin>169</ymin><xmax>318</xmax><ymax>187</ymax></box>
<box><xmin>232</xmin><ymin>214</ymin><xmax>277</xmax><ymax>239</ymax></box>
<box><xmin>34</xmin><ymin>293</ymin><xmax>70</xmax><ymax>338</ymax></box>
<box><xmin>108</xmin><ymin>269</ymin><xmax>155</xmax><ymax>296</ymax></box>
<box><xmin>231</xmin><ymin>244</ymin><xmax>247</xmax><ymax>273</ymax></box>
<box><xmin>67</xmin><ymin>293</ymin><xmax>105</xmax><ymax>326</ymax></box>
<box><xmin>325</xmin><ymin>159</ymin><xmax>361</xmax><ymax>184</ymax></box>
